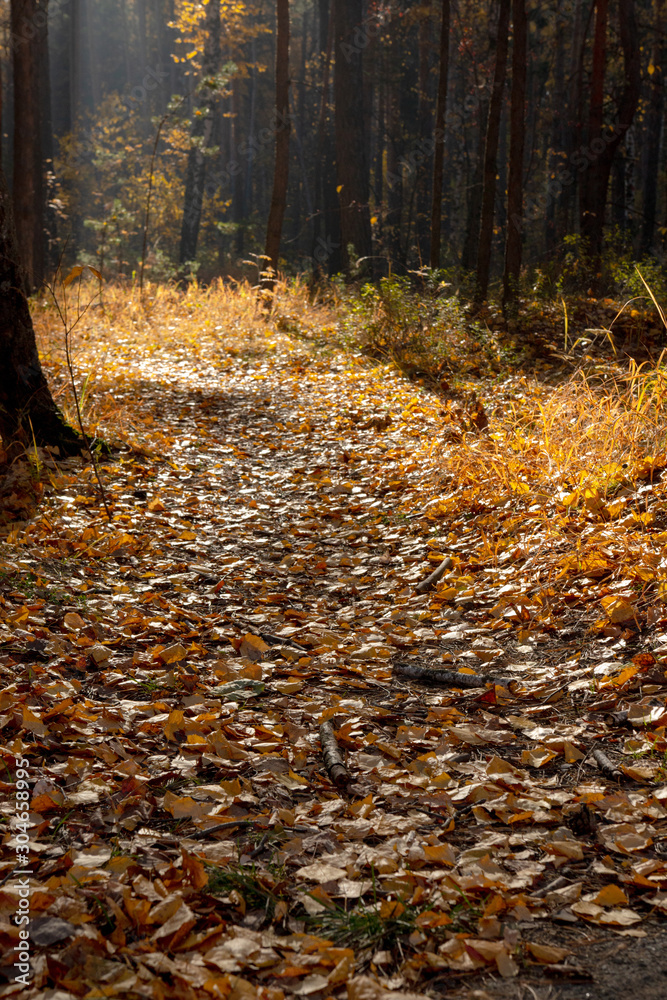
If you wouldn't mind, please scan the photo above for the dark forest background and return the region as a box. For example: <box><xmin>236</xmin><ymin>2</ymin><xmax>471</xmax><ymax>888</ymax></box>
<box><xmin>2</xmin><ymin>0</ymin><xmax>665</xmax><ymax>303</ymax></box>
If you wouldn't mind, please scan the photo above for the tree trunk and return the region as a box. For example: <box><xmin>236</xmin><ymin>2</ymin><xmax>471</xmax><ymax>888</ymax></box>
<box><xmin>334</xmin><ymin>0</ymin><xmax>372</xmax><ymax>272</ymax></box>
<box><xmin>579</xmin><ymin>0</ymin><xmax>608</xmax><ymax>254</ymax></box>
<box><xmin>0</xmin><ymin>167</ymin><xmax>80</xmax><ymax>455</ymax></box>
<box><xmin>12</xmin><ymin>0</ymin><xmax>45</xmax><ymax>292</ymax></box>
<box><xmin>264</xmin><ymin>0</ymin><xmax>291</xmax><ymax>288</ymax></box>
<box><xmin>415</xmin><ymin>1</ymin><xmax>433</xmax><ymax>262</ymax></box>
<box><xmin>69</xmin><ymin>0</ymin><xmax>82</xmax><ymax>127</ymax></box>
<box><xmin>476</xmin><ymin>0</ymin><xmax>510</xmax><ymax>300</ymax></box>
<box><xmin>178</xmin><ymin>0</ymin><xmax>221</xmax><ymax>270</ymax></box>
<box><xmin>579</xmin><ymin>0</ymin><xmax>640</xmax><ymax>266</ymax></box>
<box><xmin>502</xmin><ymin>0</ymin><xmax>527</xmax><ymax>312</ymax></box>
<box><xmin>640</xmin><ymin>1</ymin><xmax>664</xmax><ymax>255</ymax></box>
<box><xmin>430</xmin><ymin>0</ymin><xmax>450</xmax><ymax>269</ymax></box>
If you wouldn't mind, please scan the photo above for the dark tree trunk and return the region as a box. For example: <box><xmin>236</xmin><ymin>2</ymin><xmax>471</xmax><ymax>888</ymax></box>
<box><xmin>460</xmin><ymin>103</ymin><xmax>487</xmax><ymax>273</ymax></box>
<box><xmin>546</xmin><ymin>7</ymin><xmax>565</xmax><ymax>252</ymax></box>
<box><xmin>430</xmin><ymin>0</ymin><xmax>450</xmax><ymax>268</ymax></box>
<box><xmin>386</xmin><ymin>81</ymin><xmax>405</xmax><ymax>270</ymax></box>
<box><xmin>264</xmin><ymin>0</ymin><xmax>291</xmax><ymax>287</ymax></box>
<box><xmin>231</xmin><ymin>76</ymin><xmax>245</xmax><ymax>256</ymax></box>
<box><xmin>502</xmin><ymin>0</ymin><xmax>527</xmax><ymax>312</ymax></box>
<box><xmin>69</xmin><ymin>0</ymin><xmax>82</xmax><ymax>127</ymax></box>
<box><xmin>0</xmin><ymin>167</ymin><xmax>80</xmax><ymax>455</ymax></box>
<box><xmin>557</xmin><ymin>0</ymin><xmax>590</xmax><ymax>240</ymax></box>
<box><xmin>12</xmin><ymin>0</ymin><xmax>45</xmax><ymax>292</ymax></box>
<box><xmin>640</xmin><ymin>4</ymin><xmax>664</xmax><ymax>255</ymax></box>
<box><xmin>415</xmin><ymin>1</ymin><xmax>433</xmax><ymax>261</ymax></box>
<box><xmin>579</xmin><ymin>0</ymin><xmax>640</xmax><ymax>264</ymax></box>
<box><xmin>579</xmin><ymin>0</ymin><xmax>608</xmax><ymax>253</ymax></box>
<box><xmin>476</xmin><ymin>0</ymin><xmax>510</xmax><ymax>300</ymax></box>
<box><xmin>178</xmin><ymin>0</ymin><xmax>221</xmax><ymax>270</ymax></box>
<box><xmin>334</xmin><ymin>0</ymin><xmax>372</xmax><ymax>272</ymax></box>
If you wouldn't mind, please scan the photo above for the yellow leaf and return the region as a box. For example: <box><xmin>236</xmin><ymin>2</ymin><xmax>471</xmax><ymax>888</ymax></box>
<box><xmin>521</xmin><ymin>747</ymin><xmax>557</xmax><ymax>768</ymax></box>
<box><xmin>22</xmin><ymin>706</ymin><xmax>47</xmax><ymax>736</ymax></box>
<box><xmin>159</xmin><ymin>642</ymin><xmax>187</xmax><ymax>664</ymax></box>
<box><xmin>593</xmin><ymin>884</ymin><xmax>628</xmax><ymax>907</ymax></box>
<box><xmin>63</xmin><ymin>265</ymin><xmax>85</xmax><ymax>286</ymax></box>
<box><xmin>239</xmin><ymin>634</ymin><xmax>270</xmax><ymax>661</ymax></box>
<box><xmin>601</xmin><ymin>595</ymin><xmax>635</xmax><ymax>623</ymax></box>
<box><xmin>164</xmin><ymin>709</ymin><xmax>185</xmax><ymax>740</ymax></box>
<box><xmin>64</xmin><ymin>611</ymin><xmax>86</xmax><ymax>631</ymax></box>
<box><xmin>527</xmin><ymin>942</ymin><xmax>570</xmax><ymax>964</ymax></box>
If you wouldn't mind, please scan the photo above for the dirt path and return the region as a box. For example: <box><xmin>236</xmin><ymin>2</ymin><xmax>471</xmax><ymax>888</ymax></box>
<box><xmin>2</xmin><ymin>330</ymin><xmax>667</xmax><ymax>999</ymax></box>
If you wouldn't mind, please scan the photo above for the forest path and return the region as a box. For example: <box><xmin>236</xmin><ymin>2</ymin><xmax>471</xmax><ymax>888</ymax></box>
<box><xmin>2</xmin><ymin>321</ymin><xmax>667</xmax><ymax>999</ymax></box>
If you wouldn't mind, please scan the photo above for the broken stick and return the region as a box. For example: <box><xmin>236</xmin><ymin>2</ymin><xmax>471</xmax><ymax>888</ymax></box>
<box><xmin>319</xmin><ymin>720</ymin><xmax>350</xmax><ymax>789</ymax></box>
<box><xmin>592</xmin><ymin>748</ymin><xmax>622</xmax><ymax>781</ymax></box>
<box><xmin>415</xmin><ymin>556</ymin><xmax>452</xmax><ymax>593</ymax></box>
<box><xmin>393</xmin><ymin>660</ymin><xmax>503</xmax><ymax>689</ymax></box>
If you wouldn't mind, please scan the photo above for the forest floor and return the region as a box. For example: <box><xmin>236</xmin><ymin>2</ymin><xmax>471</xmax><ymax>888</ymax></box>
<box><xmin>2</xmin><ymin>280</ymin><xmax>667</xmax><ymax>999</ymax></box>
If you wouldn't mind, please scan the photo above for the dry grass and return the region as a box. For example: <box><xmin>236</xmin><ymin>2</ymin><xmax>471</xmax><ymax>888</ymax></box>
<box><xmin>32</xmin><ymin>277</ymin><xmax>340</xmax><ymax>450</ymax></box>
<box><xmin>440</xmin><ymin>363</ymin><xmax>667</xmax><ymax>502</ymax></box>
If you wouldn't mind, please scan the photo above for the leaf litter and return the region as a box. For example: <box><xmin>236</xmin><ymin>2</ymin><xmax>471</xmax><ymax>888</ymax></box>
<box><xmin>2</xmin><ymin>281</ymin><xmax>667</xmax><ymax>998</ymax></box>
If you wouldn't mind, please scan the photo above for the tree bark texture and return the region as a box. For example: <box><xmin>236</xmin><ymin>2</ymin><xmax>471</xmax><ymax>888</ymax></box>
<box><xmin>476</xmin><ymin>0</ymin><xmax>510</xmax><ymax>300</ymax></box>
<box><xmin>640</xmin><ymin>1</ymin><xmax>664</xmax><ymax>254</ymax></box>
<box><xmin>264</xmin><ymin>0</ymin><xmax>291</xmax><ymax>286</ymax></box>
<box><xmin>0</xmin><ymin>167</ymin><xmax>80</xmax><ymax>455</ymax></box>
<box><xmin>179</xmin><ymin>0</ymin><xmax>221</xmax><ymax>269</ymax></box>
<box><xmin>579</xmin><ymin>0</ymin><xmax>640</xmax><ymax>262</ymax></box>
<box><xmin>12</xmin><ymin>0</ymin><xmax>45</xmax><ymax>292</ymax></box>
<box><xmin>502</xmin><ymin>0</ymin><xmax>527</xmax><ymax>311</ymax></box>
<box><xmin>334</xmin><ymin>0</ymin><xmax>372</xmax><ymax>271</ymax></box>
<box><xmin>430</xmin><ymin>0</ymin><xmax>450</xmax><ymax>268</ymax></box>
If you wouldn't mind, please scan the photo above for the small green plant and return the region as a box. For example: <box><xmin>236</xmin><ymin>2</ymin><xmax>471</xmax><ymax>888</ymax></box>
<box><xmin>306</xmin><ymin>897</ymin><xmax>421</xmax><ymax>951</ymax></box>
<box><xmin>206</xmin><ymin>861</ymin><xmax>288</xmax><ymax>918</ymax></box>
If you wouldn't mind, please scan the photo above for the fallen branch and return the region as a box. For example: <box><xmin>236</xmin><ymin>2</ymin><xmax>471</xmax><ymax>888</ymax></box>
<box><xmin>415</xmin><ymin>556</ymin><xmax>452</xmax><ymax>593</ymax></box>
<box><xmin>319</xmin><ymin>720</ymin><xmax>350</xmax><ymax>789</ymax></box>
<box><xmin>592</xmin><ymin>748</ymin><xmax>622</xmax><ymax>781</ymax></box>
<box><xmin>393</xmin><ymin>660</ymin><xmax>504</xmax><ymax>689</ymax></box>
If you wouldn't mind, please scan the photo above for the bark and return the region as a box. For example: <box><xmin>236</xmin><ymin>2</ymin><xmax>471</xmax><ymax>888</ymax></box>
<box><xmin>178</xmin><ymin>0</ymin><xmax>221</xmax><ymax>270</ymax></box>
<box><xmin>502</xmin><ymin>0</ymin><xmax>527</xmax><ymax>312</ymax></box>
<box><xmin>546</xmin><ymin>8</ymin><xmax>565</xmax><ymax>251</ymax></box>
<box><xmin>579</xmin><ymin>0</ymin><xmax>608</xmax><ymax>250</ymax></box>
<box><xmin>334</xmin><ymin>0</ymin><xmax>372</xmax><ymax>272</ymax></box>
<box><xmin>264</xmin><ymin>0</ymin><xmax>291</xmax><ymax>287</ymax></box>
<box><xmin>430</xmin><ymin>0</ymin><xmax>450</xmax><ymax>268</ymax></box>
<box><xmin>476</xmin><ymin>0</ymin><xmax>510</xmax><ymax>300</ymax></box>
<box><xmin>640</xmin><ymin>2</ymin><xmax>665</xmax><ymax>254</ymax></box>
<box><xmin>579</xmin><ymin>0</ymin><xmax>640</xmax><ymax>262</ymax></box>
<box><xmin>460</xmin><ymin>106</ymin><xmax>486</xmax><ymax>273</ymax></box>
<box><xmin>386</xmin><ymin>79</ymin><xmax>405</xmax><ymax>270</ymax></box>
<box><xmin>312</xmin><ymin>0</ymin><xmax>333</xmax><ymax>267</ymax></box>
<box><xmin>558</xmin><ymin>0</ymin><xmax>592</xmax><ymax>239</ymax></box>
<box><xmin>414</xmin><ymin>2</ymin><xmax>433</xmax><ymax>261</ymax></box>
<box><xmin>69</xmin><ymin>0</ymin><xmax>82</xmax><ymax>126</ymax></box>
<box><xmin>12</xmin><ymin>0</ymin><xmax>45</xmax><ymax>292</ymax></box>
<box><xmin>0</xmin><ymin>167</ymin><xmax>80</xmax><ymax>455</ymax></box>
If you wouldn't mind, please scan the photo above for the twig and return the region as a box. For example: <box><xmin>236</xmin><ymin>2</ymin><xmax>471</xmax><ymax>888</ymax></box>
<box><xmin>48</xmin><ymin>266</ymin><xmax>112</xmax><ymax>521</ymax></box>
<box><xmin>189</xmin><ymin>819</ymin><xmax>260</xmax><ymax>840</ymax></box>
<box><xmin>393</xmin><ymin>660</ymin><xmax>505</xmax><ymax>689</ymax></box>
<box><xmin>592</xmin><ymin>747</ymin><xmax>622</xmax><ymax>781</ymax></box>
<box><xmin>319</xmin><ymin>720</ymin><xmax>350</xmax><ymax>789</ymax></box>
<box><xmin>415</xmin><ymin>556</ymin><xmax>452</xmax><ymax>593</ymax></box>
